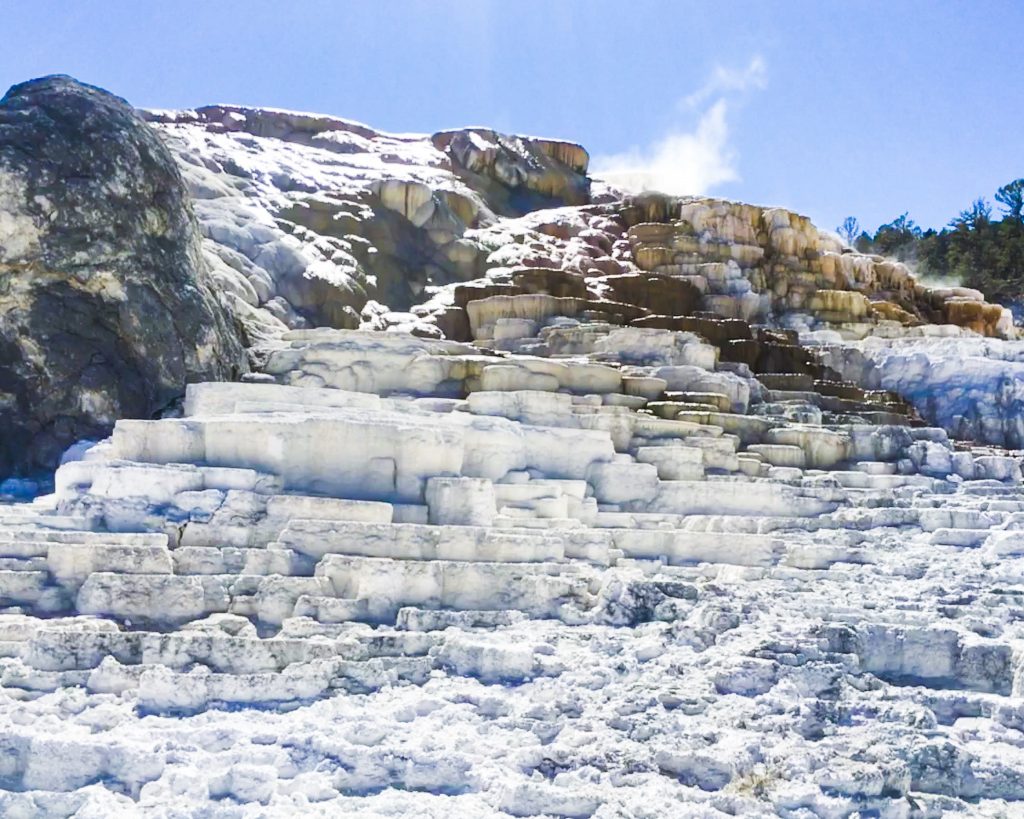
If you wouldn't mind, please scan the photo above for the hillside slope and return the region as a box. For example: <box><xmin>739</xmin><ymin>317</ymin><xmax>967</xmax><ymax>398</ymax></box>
<box><xmin>148</xmin><ymin>103</ymin><xmax>1023</xmax><ymax>448</ymax></box>
<box><xmin>1</xmin><ymin>78</ymin><xmax>1023</xmax><ymax>817</ymax></box>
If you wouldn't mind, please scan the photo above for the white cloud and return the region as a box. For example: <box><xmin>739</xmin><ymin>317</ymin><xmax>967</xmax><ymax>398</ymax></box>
<box><xmin>682</xmin><ymin>56</ymin><xmax>767</xmax><ymax>109</ymax></box>
<box><xmin>591</xmin><ymin>99</ymin><xmax>737</xmax><ymax>196</ymax></box>
<box><xmin>591</xmin><ymin>57</ymin><xmax>766</xmax><ymax>197</ymax></box>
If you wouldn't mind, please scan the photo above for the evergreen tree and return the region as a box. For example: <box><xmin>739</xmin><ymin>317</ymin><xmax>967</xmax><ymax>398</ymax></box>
<box><xmin>995</xmin><ymin>179</ymin><xmax>1024</xmax><ymax>222</ymax></box>
<box><xmin>837</xmin><ymin>216</ymin><xmax>861</xmax><ymax>246</ymax></box>
<box><xmin>872</xmin><ymin>212</ymin><xmax>921</xmax><ymax>260</ymax></box>
<box><xmin>854</xmin><ymin>183</ymin><xmax>1024</xmax><ymax>304</ymax></box>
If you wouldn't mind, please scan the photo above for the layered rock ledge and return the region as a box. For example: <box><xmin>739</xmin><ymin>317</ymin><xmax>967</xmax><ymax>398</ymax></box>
<box><xmin>0</xmin><ymin>79</ymin><xmax>1023</xmax><ymax>816</ymax></box>
<box><xmin>0</xmin><ymin>314</ymin><xmax>1022</xmax><ymax>815</ymax></box>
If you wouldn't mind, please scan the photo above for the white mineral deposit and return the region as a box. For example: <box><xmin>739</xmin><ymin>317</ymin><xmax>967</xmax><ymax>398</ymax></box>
<box><xmin>1</xmin><ymin>13</ymin><xmax>1023</xmax><ymax>815</ymax></box>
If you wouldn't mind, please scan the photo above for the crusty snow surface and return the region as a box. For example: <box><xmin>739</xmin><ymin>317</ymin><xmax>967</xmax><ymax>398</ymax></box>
<box><xmin>4</xmin><ymin>496</ymin><xmax>1024</xmax><ymax>819</ymax></box>
<box><xmin>2</xmin><ymin>326</ymin><xmax>1024</xmax><ymax>817</ymax></box>
<box><xmin>2</xmin><ymin>106</ymin><xmax>1024</xmax><ymax>818</ymax></box>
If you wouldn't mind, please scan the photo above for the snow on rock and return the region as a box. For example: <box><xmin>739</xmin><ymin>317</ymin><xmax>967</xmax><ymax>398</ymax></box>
<box><xmin>0</xmin><ymin>315</ymin><xmax>1021</xmax><ymax>816</ymax></box>
<box><xmin>6</xmin><ymin>77</ymin><xmax>1019</xmax><ymax>486</ymax></box>
<box><xmin>2</xmin><ymin>89</ymin><xmax>1024</xmax><ymax>816</ymax></box>
<box><xmin>816</xmin><ymin>335</ymin><xmax>1024</xmax><ymax>448</ymax></box>
<box><xmin>141</xmin><ymin>106</ymin><xmax>596</xmax><ymax>357</ymax></box>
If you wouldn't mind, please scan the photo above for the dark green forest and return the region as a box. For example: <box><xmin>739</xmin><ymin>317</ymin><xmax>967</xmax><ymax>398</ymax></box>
<box><xmin>836</xmin><ymin>179</ymin><xmax>1024</xmax><ymax>308</ymax></box>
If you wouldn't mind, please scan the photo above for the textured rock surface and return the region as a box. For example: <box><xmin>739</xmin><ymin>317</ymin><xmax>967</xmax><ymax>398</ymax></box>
<box><xmin>2</xmin><ymin>81</ymin><xmax>1024</xmax><ymax>816</ymax></box>
<box><xmin>815</xmin><ymin>335</ymin><xmax>1024</xmax><ymax>448</ymax></box>
<box><xmin>142</xmin><ymin>106</ymin><xmax>593</xmax><ymax>339</ymax></box>
<box><xmin>0</xmin><ymin>76</ymin><xmax>245</xmax><ymax>476</ymax></box>
<box><xmin>0</xmin><ymin>318</ymin><xmax>1020</xmax><ymax>815</ymax></box>
<box><xmin>134</xmin><ymin>99</ymin><xmax>1024</xmax><ymax>444</ymax></box>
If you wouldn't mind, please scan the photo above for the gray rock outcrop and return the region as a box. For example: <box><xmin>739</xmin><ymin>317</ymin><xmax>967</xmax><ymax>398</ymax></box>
<box><xmin>0</xmin><ymin>75</ymin><xmax>246</xmax><ymax>476</ymax></box>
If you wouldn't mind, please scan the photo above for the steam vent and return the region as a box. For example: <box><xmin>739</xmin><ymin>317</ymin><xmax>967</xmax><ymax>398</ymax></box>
<box><xmin>1</xmin><ymin>76</ymin><xmax>1024</xmax><ymax>816</ymax></box>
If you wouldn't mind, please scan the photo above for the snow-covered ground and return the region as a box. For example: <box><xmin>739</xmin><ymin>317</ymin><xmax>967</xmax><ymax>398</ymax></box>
<box><xmin>4</xmin><ymin>515</ymin><xmax>1024</xmax><ymax>818</ymax></box>
<box><xmin>2</xmin><ymin>103</ymin><xmax>1024</xmax><ymax>817</ymax></box>
<box><xmin>1</xmin><ymin>325</ymin><xmax>1023</xmax><ymax>817</ymax></box>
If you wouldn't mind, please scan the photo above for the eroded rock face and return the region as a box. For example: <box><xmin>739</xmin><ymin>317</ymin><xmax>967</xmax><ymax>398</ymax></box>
<box><xmin>432</xmin><ymin>128</ymin><xmax>590</xmax><ymax>216</ymax></box>
<box><xmin>3</xmin><ymin>83</ymin><xmax>1024</xmax><ymax>816</ymax></box>
<box><xmin>3</xmin><ymin>75</ymin><xmax>1016</xmax><ymax>459</ymax></box>
<box><xmin>625</xmin><ymin>197</ymin><xmax>1016</xmax><ymax>337</ymax></box>
<box><xmin>144</xmin><ymin>110</ymin><xmax>595</xmax><ymax>338</ymax></box>
<box><xmin>0</xmin><ymin>76</ymin><xmax>246</xmax><ymax>476</ymax></box>
<box><xmin>136</xmin><ymin>100</ymin><xmax>1024</xmax><ymax>446</ymax></box>
<box><xmin>816</xmin><ymin>336</ymin><xmax>1024</xmax><ymax>448</ymax></box>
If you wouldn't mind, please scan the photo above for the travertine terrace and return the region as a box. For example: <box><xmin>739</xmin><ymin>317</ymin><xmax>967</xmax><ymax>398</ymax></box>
<box><xmin>1</xmin><ymin>97</ymin><xmax>1023</xmax><ymax>817</ymax></box>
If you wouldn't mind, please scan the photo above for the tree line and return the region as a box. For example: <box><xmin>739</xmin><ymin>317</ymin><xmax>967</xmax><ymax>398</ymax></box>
<box><xmin>836</xmin><ymin>179</ymin><xmax>1024</xmax><ymax>305</ymax></box>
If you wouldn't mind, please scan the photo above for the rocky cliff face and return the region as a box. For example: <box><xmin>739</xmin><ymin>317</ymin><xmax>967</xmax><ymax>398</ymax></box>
<box><xmin>0</xmin><ymin>76</ymin><xmax>246</xmax><ymax>477</ymax></box>
<box><xmin>2</xmin><ymin>76</ymin><xmax>1024</xmax><ymax>817</ymax></box>
<box><xmin>142</xmin><ymin>106</ymin><xmax>597</xmax><ymax>348</ymax></box>
<box><xmin>133</xmin><ymin>104</ymin><xmax>1023</xmax><ymax>447</ymax></box>
<box><xmin>0</xmin><ymin>75</ymin><xmax>1017</xmax><ymax>459</ymax></box>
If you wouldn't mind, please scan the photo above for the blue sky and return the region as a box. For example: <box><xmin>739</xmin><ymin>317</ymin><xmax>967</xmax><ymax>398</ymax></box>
<box><xmin>3</xmin><ymin>1</ymin><xmax>1022</xmax><ymax>235</ymax></box>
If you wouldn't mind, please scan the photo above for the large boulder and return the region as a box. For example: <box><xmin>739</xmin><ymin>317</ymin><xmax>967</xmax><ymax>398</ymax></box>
<box><xmin>0</xmin><ymin>75</ymin><xmax>246</xmax><ymax>476</ymax></box>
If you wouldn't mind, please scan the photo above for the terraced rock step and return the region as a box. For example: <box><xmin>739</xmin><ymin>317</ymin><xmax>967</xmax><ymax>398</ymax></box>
<box><xmin>1</xmin><ymin>313</ymin><xmax>1022</xmax><ymax>817</ymax></box>
<box><xmin>3</xmin><ymin>61</ymin><xmax>1024</xmax><ymax>817</ymax></box>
